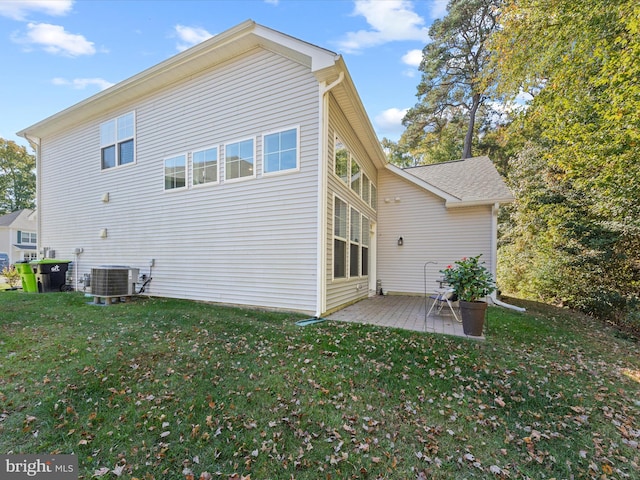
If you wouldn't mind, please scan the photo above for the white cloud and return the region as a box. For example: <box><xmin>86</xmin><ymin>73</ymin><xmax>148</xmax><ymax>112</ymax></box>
<box><xmin>337</xmin><ymin>0</ymin><xmax>429</xmax><ymax>53</ymax></box>
<box><xmin>0</xmin><ymin>0</ymin><xmax>73</xmax><ymax>20</ymax></box>
<box><xmin>374</xmin><ymin>107</ymin><xmax>408</xmax><ymax>138</ymax></box>
<box><xmin>174</xmin><ymin>24</ymin><xmax>213</xmax><ymax>52</ymax></box>
<box><xmin>52</xmin><ymin>77</ymin><xmax>114</xmax><ymax>91</ymax></box>
<box><xmin>402</xmin><ymin>49</ymin><xmax>423</xmax><ymax>67</ymax></box>
<box><xmin>264</xmin><ymin>0</ymin><xmax>279</xmax><ymax>5</ymax></box>
<box><xmin>12</xmin><ymin>22</ymin><xmax>95</xmax><ymax>56</ymax></box>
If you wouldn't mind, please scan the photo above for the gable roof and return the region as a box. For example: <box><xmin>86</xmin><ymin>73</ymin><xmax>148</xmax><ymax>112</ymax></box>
<box><xmin>0</xmin><ymin>209</ymin><xmax>34</xmax><ymax>227</ymax></box>
<box><xmin>17</xmin><ymin>20</ymin><xmax>388</xmax><ymax>169</ymax></box>
<box><xmin>388</xmin><ymin>156</ymin><xmax>514</xmax><ymax>207</ymax></box>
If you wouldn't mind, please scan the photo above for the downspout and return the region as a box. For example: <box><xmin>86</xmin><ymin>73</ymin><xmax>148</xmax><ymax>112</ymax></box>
<box><xmin>489</xmin><ymin>202</ymin><xmax>526</xmax><ymax>312</ymax></box>
<box><xmin>24</xmin><ymin>135</ymin><xmax>41</xmax><ymax>259</ymax></box>
<box><xmin>315</xmin><ymin>71</ymin><xmax>344</xmax><ymax>317</ymax></box>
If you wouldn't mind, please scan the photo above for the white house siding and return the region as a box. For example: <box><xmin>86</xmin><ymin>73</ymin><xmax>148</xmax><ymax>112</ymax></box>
<box><xmin>324</xmin><ymin>94</ymin><xmax>378</xmax><ymax>313</ymax></box>
<box><xmin>38</xmin><ymin>48</ymin><xmax>321</xmax><ymax>313</ymax></box>
<box><xmin>377</xmin><ymin>169</ymin><xmax>493</xmax><ymax>296</ymax></box>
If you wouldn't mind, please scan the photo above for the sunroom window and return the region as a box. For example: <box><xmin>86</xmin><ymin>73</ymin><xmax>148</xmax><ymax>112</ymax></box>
<box><xmin>334</xmin><ymin>197</ymin><xmax>348</xmax><ymax>279</ymax></box>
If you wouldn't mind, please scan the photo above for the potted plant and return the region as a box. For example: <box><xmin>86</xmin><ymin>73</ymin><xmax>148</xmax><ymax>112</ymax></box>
<box><xmin>441</xmin><ymin>255</ymin><xmax>496</xmax><ymax>336</ymax></box>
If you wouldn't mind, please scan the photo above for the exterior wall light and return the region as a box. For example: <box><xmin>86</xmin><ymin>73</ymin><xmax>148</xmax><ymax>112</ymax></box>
<box><xmin>397</xmin><ymin>236</ymin><xmax>404</xmax><ymax>246</ymax></box>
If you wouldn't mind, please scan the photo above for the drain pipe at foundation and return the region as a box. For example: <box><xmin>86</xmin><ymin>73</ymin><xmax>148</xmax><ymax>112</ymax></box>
<box><xmin>490</xmin><ymin>294</ymin><xmax>526</xmax><ymax>312</ymax></box>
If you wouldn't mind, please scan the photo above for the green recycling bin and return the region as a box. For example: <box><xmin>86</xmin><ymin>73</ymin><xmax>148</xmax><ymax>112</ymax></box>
<box><xmin>14</xmin><ymin>261</ymin><xmax>37</xmax><ymax>293</ymax></box>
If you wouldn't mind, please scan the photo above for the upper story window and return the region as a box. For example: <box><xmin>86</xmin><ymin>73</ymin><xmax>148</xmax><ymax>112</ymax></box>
<box><xmin>100</xmin><ymin>112</ymin><xmax>135</xmax><ymax>169</ymax></box>
<box><xmin>193</xmin><ymin>147</ymin><xmax>218</xmax><ymax>186</ymax></box>
<box><xmin>351</xmin><ymin>160</ymin><xmax>361</xmax><ymax>196</ymax></box>
<box><xmin>264</xmin><ymin>127</ymin><xmax>298</xmax><ymax>174</ymax></box>
<box><xmin>164</xmin><ymin>154</ymin><xmax>186</xmax><ymax>190</ymax></box>
<box><xmin>18</xmin><ymin>231</ymin><xmax>36</xmax><ymax>244</ymax></box>
<box><xmin>334</xmin><ymin>138</ymin><xmax>349</xmax><ymax>184</ymax></box>
<box><xmin>225</xmin><ymin>138</ymin><xmax>254</xmax><ymax>181</ymax></box>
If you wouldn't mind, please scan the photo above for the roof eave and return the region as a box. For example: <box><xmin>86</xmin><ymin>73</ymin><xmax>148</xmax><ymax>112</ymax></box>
<box><xmin>385</xmin><ymin>164</ymin><xmax>460</xmax><ymax>202</ymax></box>
<box><xmin>445</xmin><ymin>196</ymin><xmax>515</xmax><ymax>208</ymax></box>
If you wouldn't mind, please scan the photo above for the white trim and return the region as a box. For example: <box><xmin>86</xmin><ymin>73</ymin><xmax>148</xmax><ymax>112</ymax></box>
<box><xmin>223</xmin><ymin>136</ymin><xmax>256</xmax><ymax>183</ymax></box>
<box><xmin>100</xmin><ymin>111</ymin><xmax>136</xmax><ymax>170</ymax></box>
<box><xmin>385</xmin><ymin>163</ymin><xmax>459</xmax><ymax>204</ymax></box>
<box><xmin>163</xmin><ymin>152</ymin><xmax>188</xmax><ymax>192</ymax></box>
<box><xmin>191</xmin><ymin>144</ymin><xmax>220</xmax><ymax>188</ymax></box>
<box><xmin>261</xmin><ymin>125</ymin><xmax>300</xmax><ymax>176</ymax></box>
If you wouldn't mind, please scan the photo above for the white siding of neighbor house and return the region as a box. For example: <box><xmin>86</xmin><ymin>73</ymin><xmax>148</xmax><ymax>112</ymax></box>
<box><xmin>377</xmin><ymin>169</ymin><xmax>493</xmax><ymax>296</ymax></box>
<box><xmin>325</xmin><ymin>94</ymin><xmax>378</xmax><ymax>313</ymax></box>
<box><xmin>38</xmin><ymin>48</ymin><xmax>321</xmax><ymax>313</ymax></box>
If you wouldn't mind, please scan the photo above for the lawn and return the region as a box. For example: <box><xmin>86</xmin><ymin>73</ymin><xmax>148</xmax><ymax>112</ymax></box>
<box><xmin>0</xmin><ymin>292</ymin><xmax>638</xmax><ymax>479</ymax></box>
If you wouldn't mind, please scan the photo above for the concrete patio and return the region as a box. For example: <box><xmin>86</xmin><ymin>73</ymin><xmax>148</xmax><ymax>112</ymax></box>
<box><xmin>327</xmin><ymin>294</ymin><xmax>485</xmax><ymax>339</ymax></box>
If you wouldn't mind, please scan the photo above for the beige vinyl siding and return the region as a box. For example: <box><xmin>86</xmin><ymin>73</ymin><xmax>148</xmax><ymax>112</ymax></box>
<box><xmin>377</xmin><ymin>169</ymin><xmax>493</xmax><ymax>295</ymax></box>
<box><xmin>38</xmin><ymin>48</ymin><xmax>320</xmax><ymax>313</ymax></box>
<box><xmin>325</xmin><ymin>94</ymin><xmax>378</xmax><ymax>312</ymax></box>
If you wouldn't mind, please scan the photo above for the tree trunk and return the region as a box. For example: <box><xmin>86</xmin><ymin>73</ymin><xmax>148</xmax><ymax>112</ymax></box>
<box><xmin>463</xmin><ymin>93</ymin><xmax>481</xmax><ymax>159</ymax></box>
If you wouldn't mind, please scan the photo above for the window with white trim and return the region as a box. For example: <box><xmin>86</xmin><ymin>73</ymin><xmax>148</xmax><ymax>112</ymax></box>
<box><xmin>370</xmin><ymin>183</ymin><xmax>377</xmax><ymax>210</ymax></box>
<box><xmin>100</xmin><ymin>112</ymin><xmax>135</xmax><ymax>169</ymax></box>
<box><xmin>192</xmin><ymin>147</ymin><xmax>218</xmax><ymax>185</ymax></box>
<box><xmin>18</xmin><ymin>231</ymin><xmax>36</xmax><ymax>244</ymax></box>
<box><xmin>164</xmin><ymin>154</ymin><xmax>186</xmax><ymax>190</ymax></box>
<box><xmin>351</xmin><ymin>160</ymin><xmax>361</xmax><ymax>196</ymax></box>
<box><xmin>225</xmin><ymin>138</ymin><xmax>254</xmax><ymax>180</ymax></box>
<box><xmin>362</xmin><ymin>174</ymin><xmax>370</xmax><ymax>205</ymax></box>
<box><xmin>334</xmin><ymin>197</ymin><xmax>348</xmax><ymax>279</ymax></box>
<box><xmin>334</xmin><ymin>138</ymin><xmax>349</xmax><ymax>184</ymax></box>
<box><xmin>264</xmin><ymin>127</ymin><xmax>298</xmax><ymax>174</ymax></box>
<box><xmin>361</xmin><ymin>217</ymin><xmax>369</xmax><ymax>276</ymax></box>
<box><xmin>350</xmin><ymin>208</ymin><xmax>361</xmax><ymax>277</ymax></box>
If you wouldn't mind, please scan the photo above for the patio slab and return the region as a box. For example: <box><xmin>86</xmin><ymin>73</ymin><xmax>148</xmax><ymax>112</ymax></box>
<box><xmin>326</xmin><ymin>294</ymin><xmax>485</xmax><ymax>339</ymax></box>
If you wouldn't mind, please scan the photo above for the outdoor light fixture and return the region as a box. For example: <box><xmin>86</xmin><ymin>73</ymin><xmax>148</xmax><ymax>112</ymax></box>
<box><xmin>397</xmin><ymin>236</ymin><xmax>404</xmax><ymax>246</ymax></box>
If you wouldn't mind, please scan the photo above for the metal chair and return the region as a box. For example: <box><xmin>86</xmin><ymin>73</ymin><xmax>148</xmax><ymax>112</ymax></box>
<box><xmin>426</xmin><ymin>288</ymin><xmax>460</xmax><ymax>322</ymax></box>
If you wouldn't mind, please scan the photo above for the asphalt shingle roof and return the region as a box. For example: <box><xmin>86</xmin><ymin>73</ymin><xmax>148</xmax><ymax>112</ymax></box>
<box><xmin>403</xmin><ymin>156</ymin><xmax>514</xmax><ymax>205</ymax></box>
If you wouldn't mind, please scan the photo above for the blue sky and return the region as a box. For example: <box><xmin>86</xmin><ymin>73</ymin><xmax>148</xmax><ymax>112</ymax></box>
<box><xmin>0</xmin><ymin>0</ymin><xmax>448</xmax><ymax>148</ymax></box>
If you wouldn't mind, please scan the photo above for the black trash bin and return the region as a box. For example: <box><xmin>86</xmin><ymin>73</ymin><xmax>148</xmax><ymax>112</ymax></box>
<box><xmin>30</xmin><ymin>260</ymin><xmax>71</xmax><ymax>292</ymax></box>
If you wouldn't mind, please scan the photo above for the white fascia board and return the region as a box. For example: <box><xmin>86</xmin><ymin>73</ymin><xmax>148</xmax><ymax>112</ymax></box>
<box><xmin>445</xmin><ymin>196</ymin><xmax>515</xmax><ymax>208</ymax></box>
<box><xmin>385</xmin><ymin>164</ymin><xmax>460</xmax><ymax>203</ymax></box>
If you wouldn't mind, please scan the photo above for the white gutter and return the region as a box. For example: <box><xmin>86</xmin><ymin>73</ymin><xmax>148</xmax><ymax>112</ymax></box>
<box><xmin>315</xmin><ymin>71</ymin><xmax>345</xmax><ymax>317</ymax></box>
<box><xmin>24</xmin><ymin>135</ymin><xmax>41</xmax><ymax>259</ymax></box>
<box><xmin>489</xmin><ymin>202</ymin><xmax>526</xmax><ymax>312</ymax></box>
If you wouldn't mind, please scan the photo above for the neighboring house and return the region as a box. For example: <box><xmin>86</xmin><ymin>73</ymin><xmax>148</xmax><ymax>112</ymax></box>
<box><xmin>0</xmin><ymin>209</ymin><xmax>38</xmax><ymax>265</ymax></box>
<box><xmin>17</xmin><ymin>20</ymin><xmax>513</xmax><ymax>316</ymax></box>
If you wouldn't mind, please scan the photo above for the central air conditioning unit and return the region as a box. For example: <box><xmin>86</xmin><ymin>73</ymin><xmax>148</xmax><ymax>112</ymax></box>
<box><xmin>91</xmin><ymin>266</ymin><xmax>139</xmax><ymax>297</ymax></box>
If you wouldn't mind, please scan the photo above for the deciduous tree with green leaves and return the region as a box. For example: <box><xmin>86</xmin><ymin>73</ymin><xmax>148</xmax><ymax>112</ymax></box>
<box><xmin>493</xmin><ymin>0</ymin><xmax>640</xmax><ymax>328</ymax></box>
<box><xmin>0</xmin><ymin>138</ymin><xmax>36</xmax><ymax>215</ymax></box>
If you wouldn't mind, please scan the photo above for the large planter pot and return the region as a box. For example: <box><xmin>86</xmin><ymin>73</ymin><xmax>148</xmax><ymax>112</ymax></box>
<box><xmin>459</xmin><ymin>300</ymin><xmax>487</xmax><ymax>336</ymax></box>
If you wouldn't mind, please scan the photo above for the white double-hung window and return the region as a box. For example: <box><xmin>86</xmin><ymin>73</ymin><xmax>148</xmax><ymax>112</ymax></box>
<box><xmin>100</xmin><ymin>112</ymin><xmax>135</xmax><ymax>169</ymax></box>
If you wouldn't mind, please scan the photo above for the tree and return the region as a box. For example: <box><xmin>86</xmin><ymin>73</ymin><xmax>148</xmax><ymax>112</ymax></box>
<box><xmin>0</xmin><ymin>138</ymin><xmax>36</xmax><ymax>215</ymax></box>
<box><xmin>402</xmin><ymin>0</ymin><xmax>500</xmax><ymax>160</ymax></box>
<box><xmin>493</xmin><ymin>0</ymin><xmax>640</xmax><ymax>327</ymax></box>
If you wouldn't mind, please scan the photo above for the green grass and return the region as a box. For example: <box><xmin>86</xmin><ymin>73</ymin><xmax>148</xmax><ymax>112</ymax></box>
<box><xmin>1</xmin><ymin>292</ymin><xmax>638</xmax><ymax>479</ymax></box>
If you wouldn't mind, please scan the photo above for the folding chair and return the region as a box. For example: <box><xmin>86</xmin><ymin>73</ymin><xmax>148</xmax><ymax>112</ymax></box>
<box><xmin>426</xmin><ymin>288</ymin><xmax>460</xmax><ymax>322</ymax></box>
